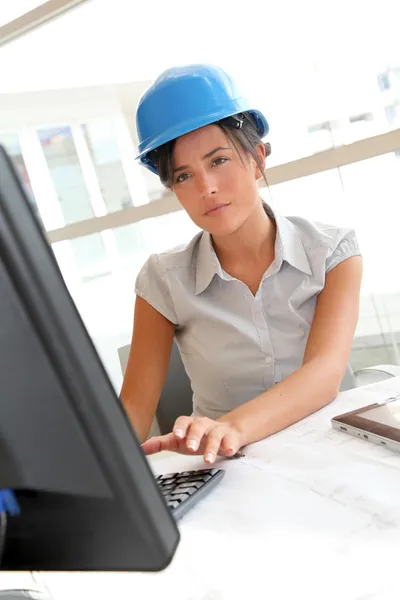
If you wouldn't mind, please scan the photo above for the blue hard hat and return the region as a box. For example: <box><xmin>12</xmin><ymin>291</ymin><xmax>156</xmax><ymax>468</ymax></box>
<box><xmin>136</xmin><ymin>64</ymin><xmax>269</xmax><ymax>174</ymax></box>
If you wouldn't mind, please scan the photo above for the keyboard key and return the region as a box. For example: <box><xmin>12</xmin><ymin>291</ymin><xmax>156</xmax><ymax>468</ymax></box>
<box><xmin>187</xmin><ymin>476</ymin><xmax>208</xmax><ymax>484</ymax></box>
<box><xmin>183</xmin><ymin>487</ymin><xmax>197</xmax><ymax>496</ymax></box>
<box><xmin>174</xmin><ymin>482</ymin><xmax>198</xmax><ymax>490</ymax></box>
<box><xmin>190</xmin><ymin>481</ymin><xmax>204</xmax><ymax>489</ymax></box>
<box><xmin>160</xmin><ymin>478</ymin><xmax>175</xmax><ymax>486</ymax></box>
<box><xmin>170</xmin><ymin>493</ymin><xmax>190</xmax><ymax>503</ymax></box>
<box><xmin>172</xmin><ymin>486</ymin><xmax>197</xmax><ymax>496</ymax></box>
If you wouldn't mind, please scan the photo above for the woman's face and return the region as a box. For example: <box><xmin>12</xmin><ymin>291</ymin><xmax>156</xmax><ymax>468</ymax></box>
<box><xmin>171</xmin><ymin>124</ymin><xmax>265</xmax><ymax>236</ymax></box>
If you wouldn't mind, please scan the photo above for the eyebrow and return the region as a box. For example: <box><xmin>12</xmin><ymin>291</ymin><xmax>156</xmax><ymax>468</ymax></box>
<box><xmin>173</xmin><ymin>146</ymin><xmax>232</xmax><ymax>173</ymax></box>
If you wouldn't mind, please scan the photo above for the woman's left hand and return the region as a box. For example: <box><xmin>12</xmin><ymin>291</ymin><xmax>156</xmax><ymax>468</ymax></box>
<box><xmin>141</xmin><ymin>415</ymin><xmax>243</xmax><ymax>464</ymax></box>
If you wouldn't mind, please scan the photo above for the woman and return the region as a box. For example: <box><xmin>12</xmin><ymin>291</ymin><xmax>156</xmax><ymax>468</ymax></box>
<box><xmin>121</xmin><ymin>64</ymin><xmax>362</xmax><ymax>464</ymax></box>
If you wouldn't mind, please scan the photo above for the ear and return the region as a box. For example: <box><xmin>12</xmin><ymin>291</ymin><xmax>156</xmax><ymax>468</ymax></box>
<box><xmin>253</xmin><ymin>143</ymin><xmax>266</xmax><ymax>180</ymax></box>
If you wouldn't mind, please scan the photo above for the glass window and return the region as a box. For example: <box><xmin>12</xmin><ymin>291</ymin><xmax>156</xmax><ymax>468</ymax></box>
<box><xmin>141</xmin><ymin>168</ymin><xmax>166</xmax><ymax>203</ymax></box>
<box><xmin>53</xmin><ymin>210</ymin><xmax>200</xmax><ymax>390</ymax></box>
<box><xmin>113</xmin><ymin>209</ymin><xmax>200</xmax><ymax>266</ymax></box>
<box><xmin>265</xmin><ymin>153</ymin><xmax>400</xmax><ymax>371</ymax></box>
<box><xmin>0</xmin><ymin>132</ymin><xmax>38</xmax><ymax>211</ymax></box>
<box><xmin>262</xmin><ymin>169</ymin><xmax>353</xmax><ymax>226</ymax></box>
<box><xmin>82</xmin><ymin>120</ymin><xmax>133</xmax><ymax>213</ymax></box>
<box><xmin>339</xmin><ymin>153</ymin><xmax>400</xmax><ymax>296</ymax></box>
<box><xmin>306</xmin><ymin>121</ymin><xmax>335</xmax><ymax>154</ymax></box>
<box><xmin>247</xmin><ymin>56</ymin><xmax>396</xmax><ymax>165</ymax></box>
<box><xmin>70</xmin><ymin>234</ymin><xmax>110</xmax><ymax>281</ymax></box>
<box><xmin>385</xmin><ymin>102</ymin><xmax>400</xmax><ymax>127</ymax></box>
<box><xmin>377</xmin><ymin>72</ymin><xmax>391</xmax><ymax>92</ymax></box>
<box><xmin>38</xmin><ymin>126</ymin><xmax>94</xmax><ymax>224</ymax></box>
<box><xmin>53</xmin><ymin>233</ymin><xmax>109</xmax><ymax>288</ymax></box>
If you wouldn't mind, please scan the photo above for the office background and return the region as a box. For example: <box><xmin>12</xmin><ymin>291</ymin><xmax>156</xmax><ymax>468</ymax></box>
<box><xmin>0</xmin><ymin>0</ymin><xmax>399</xmax><ymax>392</ymax></box>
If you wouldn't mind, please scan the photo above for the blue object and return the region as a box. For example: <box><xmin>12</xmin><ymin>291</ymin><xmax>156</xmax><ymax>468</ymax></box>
<box><xmin>136</xmin><ymin>63</ymin><xmax>269</xmax><ymax>174</ymax></box>
<box><xmin>0</xmin><ymin>489</ymin><xmax>20</xmax><ymax>516</ymax></box>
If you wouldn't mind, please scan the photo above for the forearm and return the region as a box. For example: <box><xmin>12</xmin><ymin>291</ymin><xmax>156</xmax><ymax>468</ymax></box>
<box><xmin>218</xmin><ymin>357</ymin><xmax>342</xmax><ymax>447</ymax></box>
<box><xmin>120</xmin><ymin>395</ymin><xmax>153</xmax><ymax>443</ymax></box>
<box><xmin>120</xmin><ymin>377</ymin><xmax>160</xmax><ymax>443</ymax></box>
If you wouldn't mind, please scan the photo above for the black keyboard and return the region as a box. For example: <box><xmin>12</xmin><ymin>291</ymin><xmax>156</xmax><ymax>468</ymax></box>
<box><xmin>156</xmin><ymin>468</ymin><xmax>225</xmax><ymax>519</ymax></box>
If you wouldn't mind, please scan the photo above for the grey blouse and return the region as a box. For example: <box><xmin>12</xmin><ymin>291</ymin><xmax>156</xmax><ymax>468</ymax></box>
<box><xmin>135</xmin><ymin>205</ymin><xmax>361</xmax><ymax>418</ymax></box>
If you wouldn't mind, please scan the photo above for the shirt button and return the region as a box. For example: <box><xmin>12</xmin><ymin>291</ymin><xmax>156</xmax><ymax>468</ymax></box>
<box><xmin>265</xmin><ymin>356</ymin><xmax>273</xmax><ymax>366</ymax></box>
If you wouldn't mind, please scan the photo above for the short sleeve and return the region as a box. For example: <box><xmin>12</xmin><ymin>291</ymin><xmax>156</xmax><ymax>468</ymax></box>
<box><xmin>325</xmin><ymin>229</ymin><xmax>361</xmax><ymax>274</ymax></box>
<box><xmin>135</xmin><ymin>254</ymin><xmax>178</xmax><ymax>324</ymax></box>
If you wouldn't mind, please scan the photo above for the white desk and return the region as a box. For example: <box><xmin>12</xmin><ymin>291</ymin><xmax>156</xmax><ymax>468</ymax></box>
<box><xmin>6</xmin><ymin>378</ymin><xmax>400</xmax><ymax>600</ymax></box>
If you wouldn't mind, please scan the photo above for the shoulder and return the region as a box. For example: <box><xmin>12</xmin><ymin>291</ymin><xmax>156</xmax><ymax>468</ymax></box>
<box><xmin>285</xmin><ymin>215</ymin><xmax>356</xmax><ymax>252</ymax></box>
<box><xmin>151</xmin><ymin>231</ymin><xmax>203</xmax><ymax>274</ymax></box>
<box><xmin>136</xmin><ymin>231</ymin><xmax>202</xmax><ymax>286</ymax></box>
<box><xmin>285</xmin><ymin>214</ymin><xmax>361</xmax><ymax>274</ymax></box>
<box><xmin>134</xmin><ymin>232</ymin><xmax>203</xmax><ymax>324</ymax></box>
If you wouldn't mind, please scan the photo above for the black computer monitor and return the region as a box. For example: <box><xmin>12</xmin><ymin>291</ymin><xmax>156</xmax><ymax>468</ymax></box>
<box><xmin>0</xmin><ymin>146</ymin><xmax>180</xmax><ymax>571</ymax></box>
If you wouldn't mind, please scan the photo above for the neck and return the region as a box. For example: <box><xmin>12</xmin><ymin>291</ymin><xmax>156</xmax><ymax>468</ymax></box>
<box><xmin>212</xmin><ymin>201</ymin><xmax>275</xmax><ymax>269</ymax></box>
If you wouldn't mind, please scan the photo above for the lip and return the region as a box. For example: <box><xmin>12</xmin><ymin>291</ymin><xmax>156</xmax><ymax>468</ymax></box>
<box><xmin>204</xmin><ymin>203</ymin><xmax>230</xmax><ymax>216</ymax></box>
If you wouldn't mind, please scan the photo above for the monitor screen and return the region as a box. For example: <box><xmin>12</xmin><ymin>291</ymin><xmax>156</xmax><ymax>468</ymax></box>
<box><xmin>0</xmin><ymin>145</ymin><xmax>179</xmax><ymax>571</ymax></box>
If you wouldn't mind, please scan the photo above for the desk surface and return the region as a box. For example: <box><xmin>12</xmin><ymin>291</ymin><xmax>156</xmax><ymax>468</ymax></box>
<box><xmin>5</xmin><ymin>378</ymin><xmax>400</xmax><ymax>600</ymax></box>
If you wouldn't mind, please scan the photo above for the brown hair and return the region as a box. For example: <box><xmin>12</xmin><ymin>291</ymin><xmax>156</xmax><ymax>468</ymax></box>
<box><xmin>149</xmin><ymin>112</ymin><xmax>271</xmax><ymax>187</ymax></box>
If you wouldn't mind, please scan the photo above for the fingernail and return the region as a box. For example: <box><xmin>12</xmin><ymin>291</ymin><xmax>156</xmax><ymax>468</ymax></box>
<box><xmin>188</xmin><ymin>439</ymin><xmax>198</xmax><ymax>451</ymax></box>
<box><xmin>174</xmin><ymin>428</ymin><xmax>184</xmax><ymax>439</ymax></box>
<box><xmin>205</xmin><ymin>453</ymin><xmax>214</xmax><ymax>464</ymax></box>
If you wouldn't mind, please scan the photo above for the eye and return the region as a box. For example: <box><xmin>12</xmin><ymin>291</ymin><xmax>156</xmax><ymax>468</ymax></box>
<box><xmin>175</xmin><ymin>172</ymin><xmax>190</xmax><ymax>184</ymax></box>
<box><xmin>212</xmin><ymin>157</ymin><xmax>228</xmax><ymax>167</ymax></box>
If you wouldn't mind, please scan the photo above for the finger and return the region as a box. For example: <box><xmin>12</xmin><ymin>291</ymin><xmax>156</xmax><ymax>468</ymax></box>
<box><xmin>185</xmin><ymin>418</ymin><xmax>210</xmax><ymax>452</ymax></box>
<box><xmin>141</xmin><ymin>433</ymin><xmax>178</xmax><ymax>455</ymax></box>
<box><xmin>173</xmin><ymin>416</ymin><xmax>193</xmax><ymax>440</ymax></box>
<box><xmin>220</xmin><ymin>432</ymin><xmax>240</xmax><ymax>457</ymax></box>
<box><xmin>204</xmin><ymin>428</ymin><xmax>225</xmax><ymax>464</ymax></box>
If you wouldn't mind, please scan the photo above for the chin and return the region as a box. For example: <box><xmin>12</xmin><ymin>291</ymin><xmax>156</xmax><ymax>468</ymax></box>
<box><xmin>201</xmin><ymin>216</ymin><xmax>242</xmax><ymax>237</ymax></box>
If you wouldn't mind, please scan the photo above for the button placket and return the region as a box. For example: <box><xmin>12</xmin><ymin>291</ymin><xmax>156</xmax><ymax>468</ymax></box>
<box><xmin>248</xmin><ymin>288</ymin><xmax>275</xmax><ymax>389</ymax></box>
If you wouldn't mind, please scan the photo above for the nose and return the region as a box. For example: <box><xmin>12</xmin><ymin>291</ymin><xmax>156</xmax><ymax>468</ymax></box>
<box><xmin>197</xmin><ymin>170</ymin><xmax>218</xmax><ymax>199</ymax></box>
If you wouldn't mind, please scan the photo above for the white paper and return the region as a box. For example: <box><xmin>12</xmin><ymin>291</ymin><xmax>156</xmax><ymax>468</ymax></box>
<box><xmin>37</xmin><ymin>377</ymin><xmax>400</xmax><ymax>600</ymax></box>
